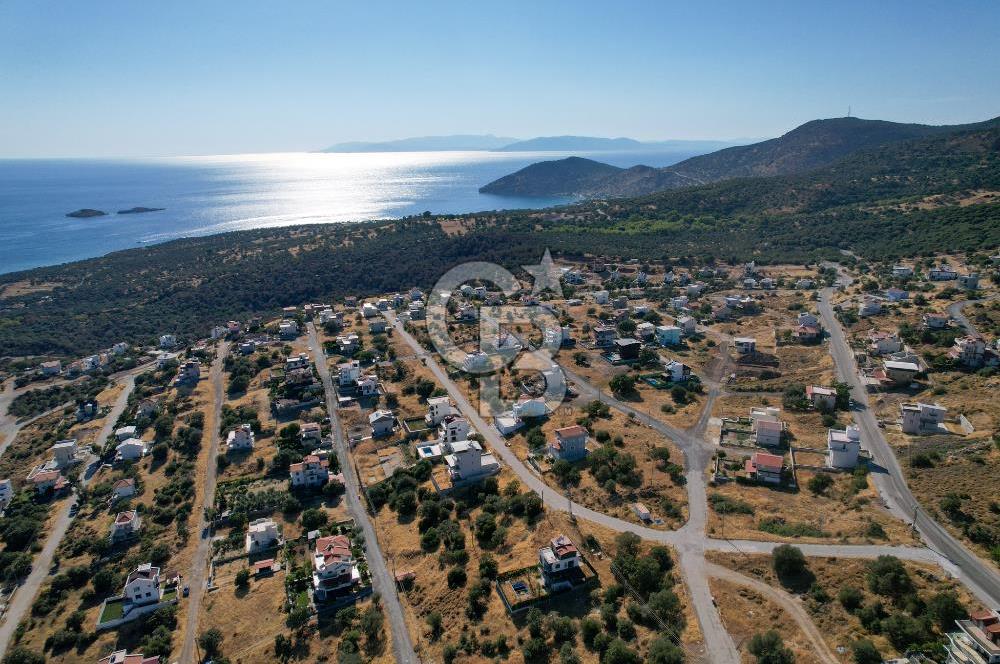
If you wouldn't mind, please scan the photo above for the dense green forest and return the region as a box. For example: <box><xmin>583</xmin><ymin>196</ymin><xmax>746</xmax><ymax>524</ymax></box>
<box><xmin>1</xmin><ymin>125</ymin><xmax>997</xmax><ymax>358</ymax></box>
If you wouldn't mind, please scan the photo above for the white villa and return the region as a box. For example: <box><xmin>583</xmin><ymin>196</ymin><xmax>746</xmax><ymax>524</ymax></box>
<box><xmin>827</xmin><ymin>425</ymin><xmax>862</xmax><ymax>469</ymax></box>
<box><xmin>111</xmin><ymin>478</ymin><xmax>136</xmax><ymax>502</ymax></box>
<box><xmin>226</xmin><ymin>424</ymin><xmax>255</xmax><ymax>452</ymax></box>
<box><xmin>338</xmin><ymin>360</ymin><xmax>361</xmax><ymax>386</ymax></box>
<box><xmin>656</xmin><ymin>325</ymin><xmax>682</xmax><ymax>346</ymax></box>
<box><xmin>115</xmin><ymin>438</ymin><xmax>147</xmax><ymax>463</ymax></box>
<box><xmin>439</xmin><ymin>415</ymin><xmax>471</xmax><ymax>445</ymax></box>
<box><xmin>110</xmin><ymin>510</ymin><xmax>142</xmax><ymax>542</ymax></box>
<box><xmin>124</xmin><ymin>563</ymin><xmax>161</xmax><ymax>606</ymax></box>
<box><xmin>245</xmin><ymin>518</ymin><xmax>280</xmax><ymax>553</ymax></box>
<box><xmin>900</xmin><ymin>402</ymin><xmax>948</xmax><ymax>434</ymax></box>
<box><xmin>369</xmin><ymin>410</ymin><xmax>395</xmax><ymax>437</ymax></box>
<box><xmin>445</xmin><ymin>440</ymin><xmax>500</xmax><ymax>485</ymax></box>
<box><xmin>539</xmin><ymin>534</ymin><xmax>583</xmax><ymax>591</ymax></box>
<box><xmin>425</xmin><ymin>396</ymin><xmax>454</xmax><ymax>425</ymax></box>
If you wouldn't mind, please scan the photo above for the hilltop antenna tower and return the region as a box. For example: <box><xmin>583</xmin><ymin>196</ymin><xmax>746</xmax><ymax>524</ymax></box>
<box><xmin>847</xmin><ymin>105</ymin><xmax>852</xmax><ymax>118</ymax></box>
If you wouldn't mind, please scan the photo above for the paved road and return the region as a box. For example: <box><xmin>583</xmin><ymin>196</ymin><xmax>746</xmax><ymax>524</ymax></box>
<box><xmin>388</xmin><ymin>311</ymin><xmax>977</xmax><ymax>663</ymax></box>
<box><xmin>0</xmin><ymin>370</ymin><xmax>140</xmax><ymax>654</ymax></box>
<box><xmin>390</xmin><ymin>315</ymin><xmax>740</xmax><ymax>664</ymax></box>
<box><xmin>705</xmin><ymin>561</ymin><xmax>838</xmax><ymax>664</ymax></box>
<box><xmin>307</xmin><ymin>323</ymin><xmax>418</xmax><ymax>664</ymax></box>
<box><xmin>0</xmin><ymin>361</ymin><xmax>156</xmax><ymax>460</ymax></box>
<box><xmin>946</xmin><ymin>297</ymin><xmax>996</xmax><ymax>336</ymax></box>
<box><xmin>817</xmin><ymin>286</ymin><xmax>1000</xmax><ymax>606</ymax></box>
<box><xmin>179</xmin><ymin>341</ymin><xmax>231</xmax><ymax>664</ymax></box>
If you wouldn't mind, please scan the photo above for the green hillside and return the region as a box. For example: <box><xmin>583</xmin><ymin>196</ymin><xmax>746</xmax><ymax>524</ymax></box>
<box><xmin>1</xmin><ymin>123</ymin><xmax>998</xmax><ymax>357</ymax></box>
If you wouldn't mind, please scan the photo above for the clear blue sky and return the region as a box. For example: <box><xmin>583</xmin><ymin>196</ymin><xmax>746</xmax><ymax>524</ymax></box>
<box><xmin>1</xmin><ymin>0</ymin><xmax>997</xmax><ymax>157</ymax></box>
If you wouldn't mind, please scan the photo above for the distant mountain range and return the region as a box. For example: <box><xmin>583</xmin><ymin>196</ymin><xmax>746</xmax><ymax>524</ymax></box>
<box><xmin>320</xmin><ymin>134</ymin><xmax>740</xmax><ymax>154</ymax></box>
<box><xmin>479</xmin><ymin>116</ymin><xmax>1000</xmax><ymax>198</ymax></box>
<box><xmin>320</xmin><ymin>134</ymin><xmax>518</xmax><ymax>152</ymax></box>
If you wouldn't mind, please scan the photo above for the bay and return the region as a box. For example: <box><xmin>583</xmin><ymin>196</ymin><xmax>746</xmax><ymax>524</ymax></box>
<box><xmin>0</xmin><ymin>149</ymin><xmax>700</xmax><ymax>275</ymax></box>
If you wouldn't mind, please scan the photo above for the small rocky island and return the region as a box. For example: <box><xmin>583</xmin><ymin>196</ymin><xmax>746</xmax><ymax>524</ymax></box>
<box><xmin>65</xmin><ymin>208</ymin><xmax>107</xmax><ymax>218</ymax></box>
<box><xmin>117</xmin><ymin>206</ymin><xmax>165</xmax><ymax>215</ymax></box>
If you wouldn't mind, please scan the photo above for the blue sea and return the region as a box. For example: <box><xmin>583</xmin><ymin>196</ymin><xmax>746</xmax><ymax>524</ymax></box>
<box><xmin>0</xmin><ymin>149</ymin><xmax>699</xmax><ymax>275</ymax></box>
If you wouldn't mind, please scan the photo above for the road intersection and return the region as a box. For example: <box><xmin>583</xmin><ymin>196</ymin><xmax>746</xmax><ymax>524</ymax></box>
<box><xmin>387</xmin><ymin>291</ymin><xmax>999</xmax><ymax>662</ymax></box>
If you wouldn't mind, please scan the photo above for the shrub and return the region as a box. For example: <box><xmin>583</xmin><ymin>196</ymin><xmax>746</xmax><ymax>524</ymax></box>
<box><xmin>747</xmin><ymin>630</ymin><xmax>794</xmax><ymax>664</ymax></box>
<box><xmin>807</xmin><ymin>473</ymin><xmax>833</xmax><ymax>495</ymax></box>
<box><xmin>866</xmin><ymin>556</ymin><xmax>912</xmax><ymax>599</ymax></box>
<box><xmin>838</xmin><ymin>586</ymin><xmax>864</xmax><ymax>612</ymax></box>
<box><xmin>446</xmin><ymin>566</ymin><xmax>466</xmax><ymax>589</ymax></box>
<box><xmin>772</xmin><ymin>544</ymin><xmax>807</xmax><ymax>579</ymax></box>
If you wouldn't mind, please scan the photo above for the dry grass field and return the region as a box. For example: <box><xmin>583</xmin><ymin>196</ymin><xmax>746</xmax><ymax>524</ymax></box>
<box><xmin>371</xmin><ymin>467</ymin><xmax>705</xmax><ymax>664</ymax></box>
<box><xmin>708</xmin><ymin>577</ymin><xmax>824</xmax><ymax>664</ymax></box>
<box><xmin>506</xmin><ymin>404</ymin><xmax>689</xmax><ymax>529</ymax></box>
<box><xmin>706</xmin><ymin>552</ymin><xmax>980</xmax><ymax>662</ymax></box>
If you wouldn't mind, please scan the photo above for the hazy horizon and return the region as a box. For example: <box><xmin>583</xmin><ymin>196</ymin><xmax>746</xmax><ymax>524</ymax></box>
<box><xmin>1</xmin><ymin>1</ymin><xmax>998</xmax><ymax>158</ymax></box>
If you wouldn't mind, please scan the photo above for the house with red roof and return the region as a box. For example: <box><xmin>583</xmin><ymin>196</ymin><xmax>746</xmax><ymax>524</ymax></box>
<box><xmin>745</xmin><ymin>452</ymin><xmax>784</xmax><ymax>485</ymax></box>
<box><xmin>548</xmin><ymin>425</ymin><xmax>588</xmax><ymax>462</ymax></box>
<box><xmin>312</xmin><ymin>534</ymin><xmax>360</xmax><ymax>600</ymax></box>
<box><xmin>539</xmin><ymin>534</ymin><xmax>583</xmax><ymax>591</ymax></box>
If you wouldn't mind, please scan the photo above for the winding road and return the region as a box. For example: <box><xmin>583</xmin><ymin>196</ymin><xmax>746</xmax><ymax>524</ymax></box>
<box><xmin>947</xmin><ymin>296</ymin><xmax>996</xmax><ymax>336</ymax></box>
<box><xmin>389</xmin><ymin>289</ymin><xmax>1000</xmax><ymax>664</ymax></box>
<box><xmin>0</xmin><ymin>368</ymin><xmax>142</xmax><ymax>654</ymax></box>
<box><xmin>307</xmin><ymin>323</ymin><xmax>418</xmax><ymax>664</ymax></box>
<box><xmin>387</xmin><ymin>311</ymin><xmax>956</xmax><ymax>663</ymax></box>
<box><xmin>705</xmin><ymin>561</ymin><xmax>838</xmax><ymax>664</ymax></box>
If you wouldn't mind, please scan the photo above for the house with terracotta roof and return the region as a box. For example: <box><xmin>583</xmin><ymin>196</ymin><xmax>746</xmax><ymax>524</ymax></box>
<box><xmin>539</xmin><ymin>534</ymin><xmax>583</xmax><ymax>591</ymax></box>
<box><xmin>110</xmin><ymin>510</ymin><xmax>142</xmax><ymax>542</ymax></box>
<box><xmin>290</xmin><ymin>455</ymin><xmax>330</xmax><ymax>488</ymax></box>
<box><xmin>868</xmin><ymin>329</ymin><xmax>902</xmax><ymax>355</ymax></box>
<box><xmin>806</xmin><ymin>385</ymin><xmax>837</xmax><ymax>411</ymax></box>
<box><xmin>111</xmin><ymin>478</ymin><xmax>136</xmax><ymax>502</ymax></box>
<box><xmin>313</xmin><ymin>534</ymin><xmax>360</xmax><ymax>600</ymax></box>
<box><xmin>945</xmin><ymin>608</ymin><xmax>1000</xmax><ymax>664</ymax></box>
<box><xmin>226</xmin><ymin>423</ymin><xmax>255</xmax><ymax>452</ymax></box>
<box><xmin>793</xmin><ymin>324</ymin><xmax>820</xmax><ymax>343</ymax></box>
<box><xmin>950</xmin><ymin>335</ymin><xmax>993</xmax><ymax>368</ymax></box>
<box><xmin>300</xmin><ymin>421</ymin><xmax>323</xmax><ymax>442</ymax></box>
<box><xmin>26</xmin><ymin>467</ymin><xmax>68</xmax><ymax>495</ymax></box>
<box><xmin>548</xmin><ymin>425</ymin><xmax>588</xmax><ymax>462</ymax></box>
<box><xmin>745</xmin><ymin>452</ymin><xmax>784</xmax><ymax>484</ymax></box>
